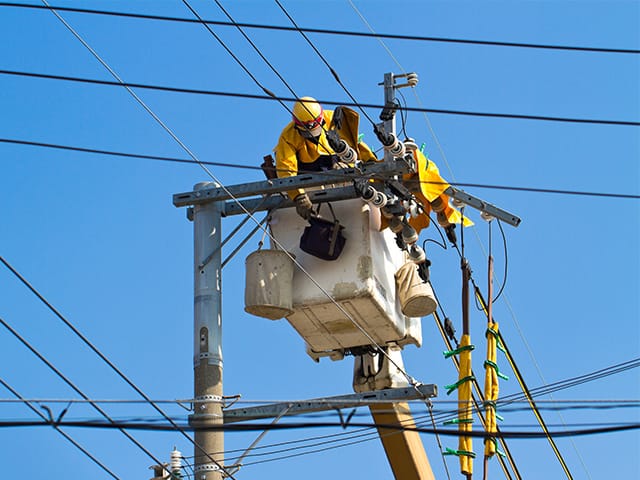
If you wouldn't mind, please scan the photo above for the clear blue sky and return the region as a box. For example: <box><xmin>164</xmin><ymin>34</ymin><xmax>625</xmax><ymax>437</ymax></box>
<box><xmin>1</xmin><ymin>1</ymin><xmax>638</xmax><ymax>479</ymax></box>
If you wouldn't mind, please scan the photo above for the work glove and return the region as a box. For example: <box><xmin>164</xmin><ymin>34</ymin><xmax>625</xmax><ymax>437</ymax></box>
<box><xmin>294</xmin><ymin>193</ymin><xmax>313</xmax><ymax>220</ymax></box>
<box><xmin>327</xmin><ymin>130</ymin><xmax>344</xmax><ymax>153</ymax></box>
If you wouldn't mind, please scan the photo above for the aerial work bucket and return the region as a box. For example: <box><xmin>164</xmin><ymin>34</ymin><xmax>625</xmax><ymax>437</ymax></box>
<box><xmin>395</xmin><ymin>261</ymin><xmax>437</xmax><ymax>317</ymax></box>
<box><xmin>244</xmin><ymin>249</ymin><xmax>295</xmax><ymax>320</ymax></box>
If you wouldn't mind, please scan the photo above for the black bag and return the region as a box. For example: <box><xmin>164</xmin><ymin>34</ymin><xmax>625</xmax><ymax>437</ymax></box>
<box><xmin>299</xmin><ymin>204</ymin><xmax>346</xmax><ymax>261</ymax></box>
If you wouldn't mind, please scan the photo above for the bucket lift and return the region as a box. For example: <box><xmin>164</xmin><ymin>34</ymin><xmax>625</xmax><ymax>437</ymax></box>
<box><xmin>173</xmin><ymin>72</ymin><xmax>521</xmax><ymax>480</ymax></box>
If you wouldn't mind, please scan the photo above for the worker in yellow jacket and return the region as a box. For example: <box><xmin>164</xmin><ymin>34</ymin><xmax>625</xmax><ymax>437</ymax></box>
<box><xmin>274</xmin><ymin>96</ymin><xmax>377</xmax><ymax>219</ymax></box>
<box><xmin>402</xmin><ymin>142</ymin><xmax>470</xmax><ymax>234</ymax></box>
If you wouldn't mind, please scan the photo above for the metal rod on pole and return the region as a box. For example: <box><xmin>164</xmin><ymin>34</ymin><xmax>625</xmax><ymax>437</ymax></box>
<box><xmin>189</xmin><ymin>181</ymin><xmax>224</xmax><ymax>480</ymax></box>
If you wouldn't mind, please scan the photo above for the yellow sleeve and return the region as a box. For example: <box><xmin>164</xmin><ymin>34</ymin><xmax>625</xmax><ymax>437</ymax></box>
<box><xmin>357</xmin><ymin>139</ymin><xmax>379</xmax><ymax>162</ymax></box>
<box><xmin>275</xmin><ymin>124</ymin><xmax>304</xmax><ymax>200</ymax></box>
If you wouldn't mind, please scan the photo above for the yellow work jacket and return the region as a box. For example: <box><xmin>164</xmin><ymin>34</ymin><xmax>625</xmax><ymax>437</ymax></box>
<box><xmin>274</xmin><ymin>109</ymin><xmax>377</xmax><ymax>199</ymax></box>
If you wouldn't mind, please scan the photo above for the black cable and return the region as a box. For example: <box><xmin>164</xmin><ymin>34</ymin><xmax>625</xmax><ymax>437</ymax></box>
<box><xmin>492</xmin><ymin>219</ymin><xmax>508</xmax><ymax>303</ymax></box>
<box><xmin>1</xmin><ymin>3</ymin><xmax>638</xmax><ymax>54</ymax></box>
<box><xmin>2</xmin><ymin>418</ymin><xmax>637</xmax><ymax>438</ymax></box>
<box><xmin>2</xmin><ymin>68</ymin><xmax>638</xmax><ymax>127</ymax></box>
<box><xmin>396</xmin><ymin>89</ymin><xmax>410</xmax><ymax>140</ymax></box>
<box><xmin>273</xmin><ymin>0</ymin><xmax>377</xmax><ymax>127</ymax></box>
<box><xmin>4</xmin><ymin>137</ymin><xmax>638</xmax><ymax>200</ymax></box>
<box><xmin>0</xmin><ymin>316</ymin><xmax>165</xmax><ymax>466</ymax></box>
<box><xmin>181</xmin><ymin>0</ymin><xmax>333</xmax><ymax>156</ymax></box>
<box><xmin>0</xmin><ymin>377</ymin><xmax>122</xmax><ymax>479</ymax></box>
<box><xmin>0</xmin><ymin>255</ymin><xmax>236</xmax><ymax>480</ymax></box>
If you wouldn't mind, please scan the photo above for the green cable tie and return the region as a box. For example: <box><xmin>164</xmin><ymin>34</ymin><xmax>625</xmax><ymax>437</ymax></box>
<box><xmin>443</xmin><ymin>418</ymin><xmax>474</xmax><ymax>426</ymax></box>
<box><xmin>485</xmin><ymin>327</ymin><xmax>499</xmax><ymax>338</ymax></box>
<box><xmin>420</xmin><ymin>142</ymin><xmax>426</xmax><ymax>153</ymax></box>
<box><xmin>445</xmin><ymin>375</ymin><xmax>476</xmax><ymax>395</ymax></box>
<box><xmin>483</xmin><ymin>401</ymin><xmax>505</xmax><ymax>421</ymax></box>
<box><xmin>443</xmin><ymin>344</ymin><xmax>475</xmax><ymax>358</ymax></box>
<box><xmin>486</xmin><ymin>327</ymin><xmax>507</xmax><ymax>353</ymax></box>
<box><xmin>357</xmin><ymin>133</ymin><xmax>364</xmax><ymax>143</ymax></box>
<box><xmin>485</xmin><ymin>438</ymin><xmax>507</xmax><ymax>458</ymax></box>
<box><xmin>484</xmin><ymin>360</ymin><xmax>509</xmax><ymax>380</ymax></box>
<box><xmin>444</xmin><ymin>447</ymin><xmax>476</xmax><ymax>458</ymax></box>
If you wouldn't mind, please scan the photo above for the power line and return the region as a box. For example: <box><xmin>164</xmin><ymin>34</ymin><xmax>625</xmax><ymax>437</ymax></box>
<box><xmin>0</xmin><ymin>254</ymin><xmax>235</xmax><ymax>479</ymax></box>
<box><xmin>3</xmin><ymin>137</ymin><xmax>638</xmax><ymax>200</ymax></box>
<box><xmin>0</xmin><ymin>316</ymin><xmax>165</xmax><ymax>467</ymax></box>
<box><xmin>0</xmin><ymin>377</ymin><xmax>122</xmax><ymax>479</ymax></box>
<box><xmin>2</xmin><ymin>68</ymin><xmax>638</xmax><ymax>126</ymax></box>
<box><xmin>1</xmin><ymin>3</ymin><xmax>638</xmax><ymax>54</ymax></box>
<box><xmin>1</xmin><ymin>417</ymin><xmax>637</xmax><ymax>438</ymax></box>
<box><xmin>273</xmin><ymin>0</ymin><xmax>377</xmax><ymax>126</ymax></box>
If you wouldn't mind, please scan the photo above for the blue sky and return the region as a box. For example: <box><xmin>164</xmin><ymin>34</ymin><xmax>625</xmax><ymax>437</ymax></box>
<box><xmin>1</xmin><ymin>1</ymin><xmax>638</xmax><ymax>479</ymax></box>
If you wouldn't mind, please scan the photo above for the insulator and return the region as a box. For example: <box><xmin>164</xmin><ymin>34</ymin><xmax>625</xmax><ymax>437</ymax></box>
<box><xmin>370</xmin><ymin>191</ymin><xmax>388</xmax><ymax>208</ymax></box>
<box><xmin>408</xmin><ymin>244</ymin><xmax>426</xmax><ymax>264</ymax></box>
<box><xmin>389</xmin><ymin>140</ymin><xmax>405</xmax><ymax>157</ymax></box>
<box><xmin>452</xmin><ymin>197</ymin><xmax>465</xmax><ymax>208</ymax></box>
<box><xmin>337</xmin><ymin>145</ymin><xmax>356</xmax><ymax>163</ymax></box>
<box><xmin>402</xmin><ymin>223</ymin><xmax>418</xmax><ymax>245</ymax></box>
<box><xmin>481</xmin><ymin>211</ymin><xmax>495</xmax><ymax>222</ymax></box>
<box><xmin>389</xmin><ymin>216</ymin><xmax>404</xmax><ymax>234</ymax></box>
<box><xmin>406</xmin><ymin>72</ymin><xmax>419</xmax><ymax>87</ymax></box>
<box><xmin>382</xmin><ymin>132</ymin><xmax>405</xmax><ymax>158</ymax></box>
<box><xmin>381</xmin><ymin>205</ymin><xmax>395</xmax><ymax>218</ymax></box>
<box><xmin>403</xmin><ymin>140</ymin><xmax>418</xmax><ymax>153</ymax></box>
<box><xmin>361</xmin><ymin>184</ymin><xmax>376</xmax><ymax>202</ymax></box>
<box><xmin>170</xmin><ymin>448</ymin><xmax>182</xmax><ymax>473</ymax></box>
<box><xmin>407</xmin><ymin>201</ymin><xmax>419</xmax><ymax>218</ymax></box>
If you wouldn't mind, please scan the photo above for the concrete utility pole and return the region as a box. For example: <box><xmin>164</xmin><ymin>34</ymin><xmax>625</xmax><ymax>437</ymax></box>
<box><xmin>188</xmin><ymin>182</ymin><xmax>224</xmax><ymax>480</ymax></box>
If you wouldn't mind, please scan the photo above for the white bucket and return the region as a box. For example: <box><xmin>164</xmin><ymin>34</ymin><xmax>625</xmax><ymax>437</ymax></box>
<box><xmin>244</xmin><ymin>249</ymin><xmax>295</xmax><ymax>320</ymax></box>
<box><xmin>395</xmin><ymin>262</ymin><xmax>438</xmax><ymax>318</ymax></box>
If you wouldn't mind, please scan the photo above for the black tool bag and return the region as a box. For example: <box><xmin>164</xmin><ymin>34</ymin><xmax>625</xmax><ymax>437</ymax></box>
<box><xmin>299</xmin><ymin>203</ymin><xmax>346</xmax><ymax>261</ymax></box>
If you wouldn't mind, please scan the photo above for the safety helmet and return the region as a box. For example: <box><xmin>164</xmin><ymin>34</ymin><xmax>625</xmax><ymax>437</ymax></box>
<box><xmin>292</xmin><ymin>96</ymin><xmax>325</xmax><ymax>137</ymax></box>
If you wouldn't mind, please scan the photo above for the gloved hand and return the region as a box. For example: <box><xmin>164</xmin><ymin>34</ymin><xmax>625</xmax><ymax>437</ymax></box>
<box><xmin>294</xmin><ymin>193</ymin><xmax>313</xmax><ymax>219</ymax></box>
<box><xmin>327</xmin><ymin>130</ymin><xmax>346</xmax><ymax>154</ymax></box>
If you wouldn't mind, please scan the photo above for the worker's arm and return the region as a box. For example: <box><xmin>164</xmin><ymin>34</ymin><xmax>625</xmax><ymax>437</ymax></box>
<box><xmin>274</xmin><ymin>128</ymin><xmax>305</xmax><ymax>200</ymax></box>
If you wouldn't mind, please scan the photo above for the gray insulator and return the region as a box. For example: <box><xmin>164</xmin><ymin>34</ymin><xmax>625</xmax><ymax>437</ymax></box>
<box><xmin>408</xmin><ymin>244</ymin><xmax>426</xmax><ymax>263</ymax></box>
<box><xmin>389</xmin><ymin>140</ymin><xmax>405</xmax><ymax>157</ymax></box>
<box><xmin>389</xmin><ymin>216</ymin><xmax>404</xmax><ymax>234</ymax></box>
<box><xmin>407</xmin><ymin>72</ymin><xmax>419</xmax><ymax>87</ymax></box>
<box><xmin>381</xmin><ymin>205</ymin><xmax>395</xmax><ymax>219</ymax></box>
<box><xmin>338</xmin><ymin>145</ymin><xmax>356</xmax><ymax>163</ymax></box>
<box><xmin>402</xmin><ymin>223</ymin><xmax>418</xmax><ymax>245</ymax></box>
<box><xmin>370</xmin><ymin>191</ymin><xmax>388</xmax><ymax>208</ymax></box>
<box><xmin>361</xmin><ymin>185</ymin><xmax>376</xmax><ymax>202</ymax></box>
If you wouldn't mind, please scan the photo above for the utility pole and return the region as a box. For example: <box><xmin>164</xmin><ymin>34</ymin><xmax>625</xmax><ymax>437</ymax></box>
<box><xmin>188</xmin><ymin>182</ymin><xmax>224</xmax><ymax>480</ymax></box>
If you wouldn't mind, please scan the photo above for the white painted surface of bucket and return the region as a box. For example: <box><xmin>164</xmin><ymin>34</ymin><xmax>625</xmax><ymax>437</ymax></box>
<box><xmin>244</xmin><ymin>249</ymin><xmax>294</xmax><ymax>320</ymax></box>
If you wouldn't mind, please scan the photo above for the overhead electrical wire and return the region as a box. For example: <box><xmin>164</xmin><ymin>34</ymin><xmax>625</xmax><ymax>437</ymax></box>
<box><xmin>273</xmin><ymin>0</ymin><xmax>377</xmax><ymax>126</ymax></box>
<box><xmin>0</xmin><ymin>377</ymin><xmax>122</xmax><ymax>479</ymax></box>
<box><xmin>2</xmin><ymin>68</ymin><xmax>638</xmax><ymax>127</ymax></box>
<box><xmin>2</xmin><ymin>137</ymin><xmax>638</xmax><ymax>200</ymax></box>
<box><xmin>0</xmin><ymin>316</ymin><xmax>166</xmax><ymax>467</ymax></box>
<box><xmin>6</xmin><ymin>2</ymin><xmax>636</xmax><ymax>476</ymax></box>
<box><xmin>1</xmin><ymin>417</ymin><xmax>637</xmax><ymax>438</ymax></box>
<box><xmin>1</xmin><ymin>3</ymin><xmax>638</xmax><ymax>54</ymax></box>
<box><xmin>0</xmin><ymin>254</ymin><xmax>234</xmax><ymax>478</ymax></box>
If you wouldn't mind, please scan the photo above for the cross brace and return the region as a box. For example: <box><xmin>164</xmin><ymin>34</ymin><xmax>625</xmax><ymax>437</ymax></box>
<box><xmin>223</xmin><ymin>384</ymin><xmax>437</xmax><ymax>423</ymax></box>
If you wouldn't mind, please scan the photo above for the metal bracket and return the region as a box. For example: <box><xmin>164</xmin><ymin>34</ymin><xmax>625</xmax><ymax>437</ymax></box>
<box><xmin>223</xmin><ymin>384</ymin><xmax>437</xmax><ymax>423</ymax></box>
<box><xmin>445</xmin><ymin>186</ymin><xmax>521</xmax><ymax>227</ymax></box>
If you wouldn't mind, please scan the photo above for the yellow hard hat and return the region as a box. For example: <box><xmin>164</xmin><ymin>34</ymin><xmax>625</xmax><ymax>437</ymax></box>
<box><xmin>292</xmin><ymin>97</ymin><xmax>325</xmax><ymax>136</ymax></box>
